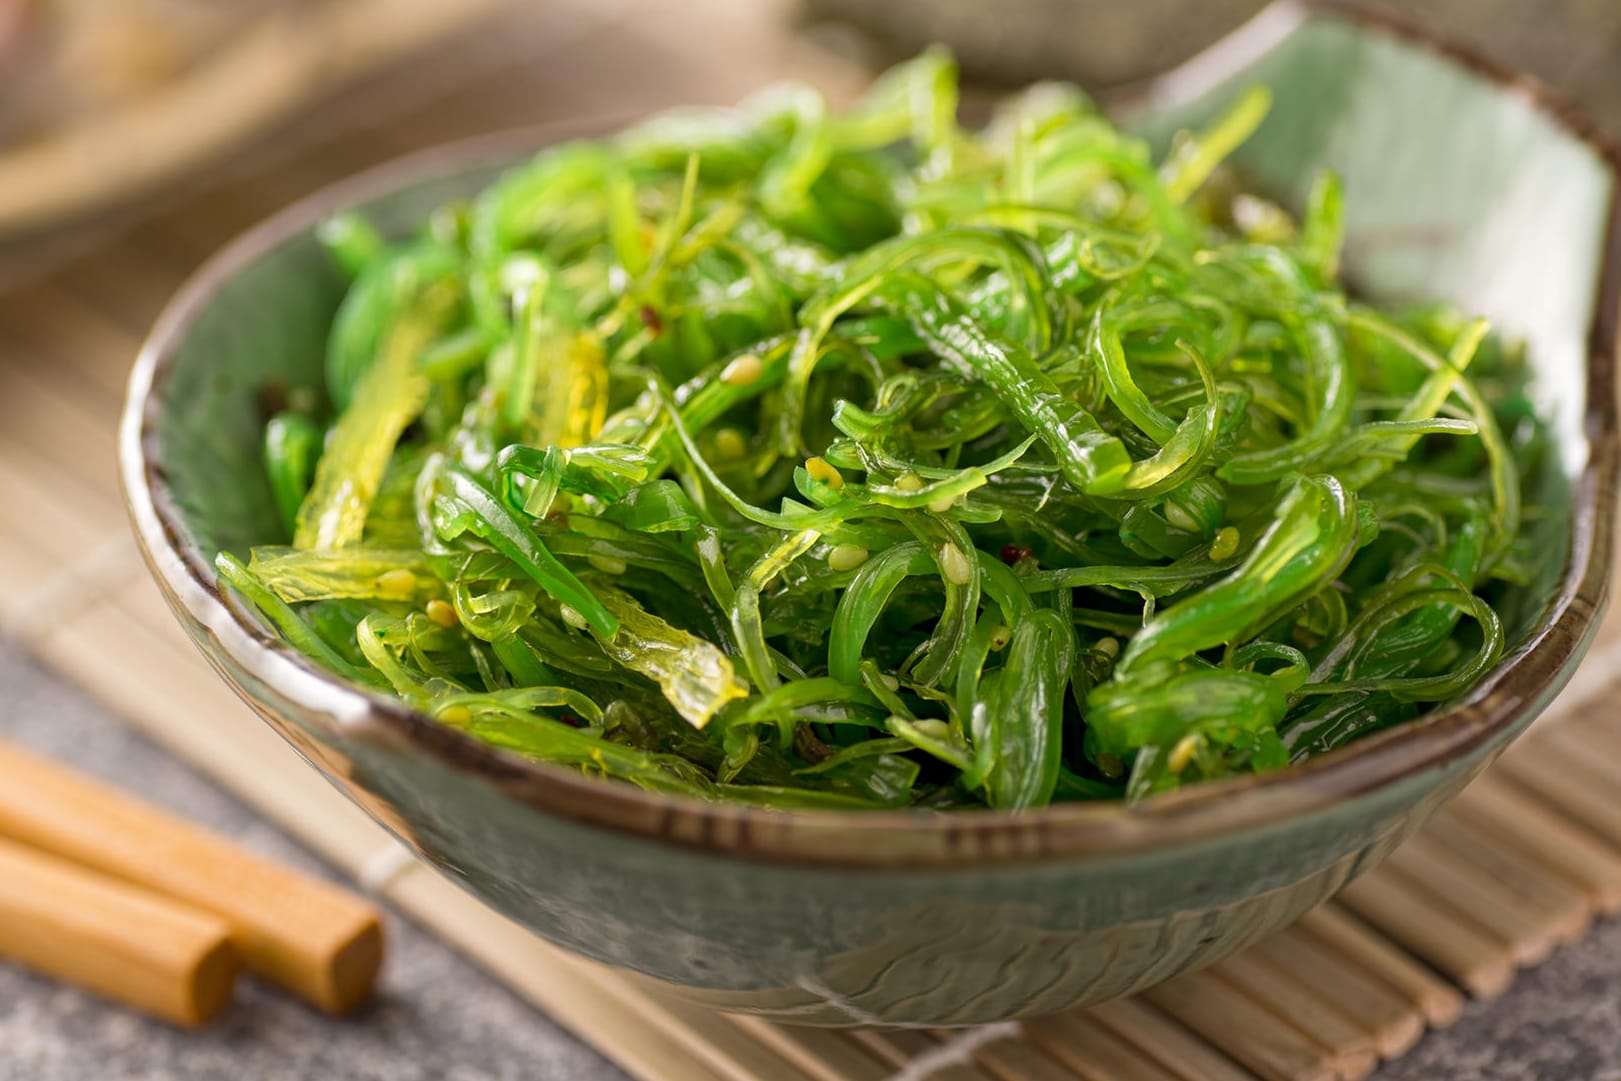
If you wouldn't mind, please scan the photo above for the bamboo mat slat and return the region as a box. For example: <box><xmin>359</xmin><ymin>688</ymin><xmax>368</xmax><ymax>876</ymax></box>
<box><xmin>1244</xmin><ymin>929</ymin><xmax>1425</xmax><ymax>1060</ymax></box>
<box><xmin>1207</xmin><ymin>954</ymin><xmax>1378</xmax><ymax>1080</ymax></box>
<box><xmin>1413</xmin><ymin>812</ymin><xmax>1592</xmax><ymax>945</ymax></box>
<box><xmin>730</xmin><ymin>1015</ymin><xmax>897</xmax><ymax>1081</ymax></box>
<box><xmin>1027</xmin><ymin>1012</ymin><xmax>1189</xmax><ymax>1081</ymax></box>
<box><xmin>1141</xmin><ymin>969</ymin><xmax>1337</xmax><ymax>1081</ymax></box>
<box><xmin>1082</xmin><ymin>999</ymin><xmax>1262</xmax><ymax>1081</ymax></box>
<box><xmin>1292</xmin><ymin>907</ymin><xmax>1466</xmax><ymax>1030</ymax></box>
<box><xmin>5</xmin><ymin>3</ymin><xmax>1621</xmax><ymax>1078</ymax></box>
<box><xmin>1445</xmin><ymin>777</ymin><xmax>1621</xmax><ymax>914</ymax></box>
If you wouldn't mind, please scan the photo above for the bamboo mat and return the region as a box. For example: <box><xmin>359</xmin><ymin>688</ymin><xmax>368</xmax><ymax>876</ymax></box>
<box><xmin>3</xmin><ymin>3</ymin><xmax>1621</xmax><ymax>1079</ymax></box>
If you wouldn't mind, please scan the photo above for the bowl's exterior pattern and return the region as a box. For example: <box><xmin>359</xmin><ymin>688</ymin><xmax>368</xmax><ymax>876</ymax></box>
<box><xmin>123</xmin><ymin>2</ymin><xmax>1619</xmax><ymax>1025</ymax></box>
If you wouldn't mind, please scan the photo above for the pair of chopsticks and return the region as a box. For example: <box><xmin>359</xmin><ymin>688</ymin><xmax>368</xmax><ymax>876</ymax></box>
<box><xmin>0</xmin><ymin>738</ymin><xmax>383</xmax><ymax>1026</ymax></box>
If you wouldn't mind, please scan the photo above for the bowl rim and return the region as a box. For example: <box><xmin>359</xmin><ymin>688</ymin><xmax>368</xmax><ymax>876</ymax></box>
<box><xmin>121</xmin><ymin>0</ymin><xmax>1621</xmax><ymax>868</ymax></box>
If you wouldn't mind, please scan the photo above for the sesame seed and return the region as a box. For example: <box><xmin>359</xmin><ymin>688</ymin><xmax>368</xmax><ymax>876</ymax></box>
<box><xmin>425</xmin><ymin>599</ymin><xmax>459</xmax><ymax>628</ymax></box>
<box><xmin>827</xmin><ymin>544</ymin><xmax>869</xmax><ymax>572</ymax></box>
<box><xmin>939</xmin><ymin>543</ymin><xmax>973</xmax><ymax>586</ymax></box>
<box><xmin>376</xmin><ymin>569</ymin><xmax>417</xmax><ymax>598</ymax></box>
<box><xmin>1210</xmin><ymin>526</ymin><xmax>1240</xmax><ymax>561</ymax></box>
<box><xmin>894</xmin><ymin>472</ymin><xmax>926</xmax><ymax>493</ymax></box>
<box><xmin>712</xmin><ymin>428</ymin><xmax>747</xmax><ymax>461</ymax></box>
<box><xmin>588</xmin><ymin>553</ymin><xmax>628</xmax><ymax>575</ymax></box>
<box><xmin>720</xmin><ymin>352</ymin><xmax>764</xmax><ymax>387</ymax></box>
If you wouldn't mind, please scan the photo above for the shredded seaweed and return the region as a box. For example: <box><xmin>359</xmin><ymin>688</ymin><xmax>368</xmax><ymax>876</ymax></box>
<box><xmin>220</xmin><ymin>52</ymin><xmax>1541</xmax><ymax>810</ymax></box>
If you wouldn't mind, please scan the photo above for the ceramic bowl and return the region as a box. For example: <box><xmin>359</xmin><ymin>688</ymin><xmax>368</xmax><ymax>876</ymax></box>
<box><xmin>121</xmin><ymin>1</ymin><xmax>1619</xmax><ymax>1025</ymax></box>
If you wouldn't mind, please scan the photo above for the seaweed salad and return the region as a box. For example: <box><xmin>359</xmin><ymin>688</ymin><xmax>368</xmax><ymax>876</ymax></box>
<box><xmin>221</xmin><ymin>50</ymin><xmax>1542</xmax><ymax>810</ymax></box>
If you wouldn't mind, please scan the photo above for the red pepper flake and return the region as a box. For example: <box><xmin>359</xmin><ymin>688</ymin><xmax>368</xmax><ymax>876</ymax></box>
<box><xmin>639</xmin><ymin>305</ymin><xmax>663</xmax><ymax>335</ymax></box>
<box><xmin>999</xmin><ymin>544</ymin><xmax>1033</xmax><ymax>566</ymax></box>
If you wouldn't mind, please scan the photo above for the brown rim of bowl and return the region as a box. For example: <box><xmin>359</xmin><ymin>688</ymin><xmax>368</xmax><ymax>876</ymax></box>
<box><xmin>121</xmin><ymin>0</ymin><xmax>1620</xmax><ymax>868</ymax></box>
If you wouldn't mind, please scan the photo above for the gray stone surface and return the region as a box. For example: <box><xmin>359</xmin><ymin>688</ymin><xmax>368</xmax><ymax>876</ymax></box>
<box><xmin>4</xmin><ymin>634</ymin><xmax>1621</xmax><ymax>1079</ymax></box>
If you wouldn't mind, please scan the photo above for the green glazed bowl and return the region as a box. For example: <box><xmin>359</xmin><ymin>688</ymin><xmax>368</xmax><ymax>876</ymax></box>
<box><xmin>121</xmin><ymin>1</ymin><xmax>1620</xmax><ymax>1025</ymax></box>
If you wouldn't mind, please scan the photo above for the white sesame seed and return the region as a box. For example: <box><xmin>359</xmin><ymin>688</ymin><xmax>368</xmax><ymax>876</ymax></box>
<box><xmin>376</xmin><ymin>569</ymin><xmax>417</xmax><ymax>598</ymax></box>
<box><xmin>712</xmin><ymin>428</ymin><xmax>747</xmax><ymax>460</ymax></box>
<box><xmin>588</xmin><ymin>554</ymin><xmax>627</xmax><ymax>575</ymax></box>
<box><xmin>827</xmin><ymin>544</ymin><xmax>869</xmax><ymax>572</ymax></box>
<box><xmin>425</xmin><ymin>599</ymin><xmax>459</xmax><ymax>628</ymax></box>
<box><xmin>720</xmin><ymin>352</ymin><xmax>764</xmax><ymax>387</ymax></box>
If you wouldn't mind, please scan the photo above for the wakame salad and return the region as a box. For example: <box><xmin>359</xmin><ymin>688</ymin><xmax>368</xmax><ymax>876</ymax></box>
<box><xmin>220</xmin><ymin>51</ymin><xmax>1542</xmax><ymax>811</ymax></box>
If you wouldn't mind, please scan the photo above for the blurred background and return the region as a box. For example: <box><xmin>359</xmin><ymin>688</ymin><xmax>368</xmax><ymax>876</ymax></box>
<box><xmin>1</xmin><ymin>0</ymin><xmax>1619</xmax><ymax>287</ymax></box>
<box><xmin>804</xmin><ymin>0</ymin><xmax>1621</xmax><ymax>101</ymax></box>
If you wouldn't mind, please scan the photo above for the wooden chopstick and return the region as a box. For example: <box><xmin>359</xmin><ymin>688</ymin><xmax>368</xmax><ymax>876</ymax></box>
<box><xmin>0</xmin><ymin>835</ymin><xmax>239</xmax><ymax>1027</ymax></box>
<box><xmin>0</xmin><ymin>738</ymin><xmax>383</xmax><ymax>1014</ymax></box>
